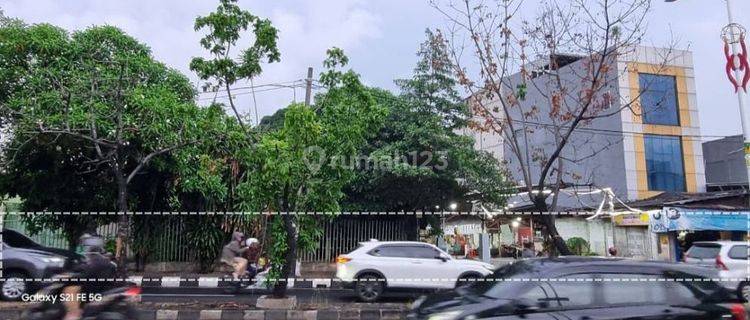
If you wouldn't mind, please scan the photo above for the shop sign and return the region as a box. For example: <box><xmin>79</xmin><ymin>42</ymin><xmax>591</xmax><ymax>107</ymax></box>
<box><xmin>614</xmin><ymin>213</ymin><xmax>649</xmax><ymax>226</ymax></box>
<box><xmin>650</xmin><ymin>207</ymin><xmax>750</xmax><ymax>233</ymax></box>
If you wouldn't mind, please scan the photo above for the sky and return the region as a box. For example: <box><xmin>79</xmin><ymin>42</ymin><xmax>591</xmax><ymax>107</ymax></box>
<box><xmin>2</xmin><ymin>0</ymin><xmax>750</xmax><ymax>141</ymax></box>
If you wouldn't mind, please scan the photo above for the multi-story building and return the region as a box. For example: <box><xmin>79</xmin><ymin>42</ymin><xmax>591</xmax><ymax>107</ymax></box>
<box><xmin>464</xmin><ymin>46</ymin><xmax>706</xmax><ymax>207</ymax></box>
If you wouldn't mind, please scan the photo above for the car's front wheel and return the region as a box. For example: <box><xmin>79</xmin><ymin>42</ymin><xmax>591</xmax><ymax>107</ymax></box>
<box><xmin>739</xmin><ymin>282</ymin><xmax>750</xmax><ymax>302</ymax></box>
<box><xmin>1</xmin><ymin>272</ymin><xmax>29</xmax><ymax>301</ymax></box>
<box><xmin>355</xmin><ymin>274</ymin><xmax>385</xmax><ymax>302</ymax></box>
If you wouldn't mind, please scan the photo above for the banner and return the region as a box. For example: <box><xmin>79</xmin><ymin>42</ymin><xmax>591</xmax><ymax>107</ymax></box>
<box><xmin>650</xmin><ymin>207</ymin><xmax>749</xmax><ymax>233</ymax></box>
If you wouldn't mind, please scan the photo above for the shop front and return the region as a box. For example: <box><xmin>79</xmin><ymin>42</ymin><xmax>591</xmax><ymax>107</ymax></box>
<box><xmin>613</xmin><ymin>212</ymin><xmax>657</xmax><ymax>259</ymax></box>
<box><xmin>649</xmin><ymin>207</ymin><xmax>749</xmax><ymax>261</ymax></box>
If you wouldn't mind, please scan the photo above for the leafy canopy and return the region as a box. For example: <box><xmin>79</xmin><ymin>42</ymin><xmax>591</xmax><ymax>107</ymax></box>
<box><xmin>190</xmin><ymin>0</ymin><xmax>280</xmax><ymax>88</ymax></box>
<box><xmin>343</xmin><ymin>30</ymin><xmax>508</xmax><ymax>213</ymax></box>
<box><xmin>237</xmin><ymin>49</ymin><xmax>386</xmax><ymax>289</ymax></box>
<box><xmin>0</xmin><ymin>22</ymin><xmax>229</xmax><ymax>251</ymax></box>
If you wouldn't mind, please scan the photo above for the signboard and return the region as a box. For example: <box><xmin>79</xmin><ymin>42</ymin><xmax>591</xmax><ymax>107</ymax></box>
<box><xmin>614</xmin><ymin>213</ymin><xmax>650</xmax><ymax>226</ymax></box>
<box><xmin>650</xmin><ymin>207</ymin><xmax>750</xmax><ymax>233</ymax></box>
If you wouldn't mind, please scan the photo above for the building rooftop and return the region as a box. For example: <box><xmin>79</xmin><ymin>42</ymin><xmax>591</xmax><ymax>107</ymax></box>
<box><xmin>623</xmin><ymin>189</ymin><xmax>749</xmax><ymax>211</ymax></box>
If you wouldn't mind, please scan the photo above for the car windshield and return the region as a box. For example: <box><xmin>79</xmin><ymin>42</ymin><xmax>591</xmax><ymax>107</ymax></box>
<box><xmin>464</xmin><ymin>261</ymin><xmax>535</xmax><ymax>298</ymax></box>
<box><xmin>2</xmin><ymin>229</ymin><xmax>40</xmax><ymax>248</ymax></box>
<box><xmin>686</xmin><ymin>244</ymin><xmax>721</xmax><ymax>259</ymax></box>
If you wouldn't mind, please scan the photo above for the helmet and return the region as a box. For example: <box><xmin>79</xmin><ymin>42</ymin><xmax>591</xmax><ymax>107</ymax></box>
<box><xmin>79</xmin><ymin>233</ymin><xmax>105</xmax><ymax>253</ymax></box>
<box><xmin>246</xmin><ymin>238</ymin><xmax>259</xmax><ymax>246</ymax></box>
<box><xmin>608</xmin><ymin>246</ymin><xmax>618</xmax><ymax>256</ymax></box>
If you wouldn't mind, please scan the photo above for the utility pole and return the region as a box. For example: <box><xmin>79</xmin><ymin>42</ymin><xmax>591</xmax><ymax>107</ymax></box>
<box><xmin>722</xmin><ymin>0</ymin><xmax>750</xmax><ymax>190</ymax></box>
<box><xmin>304</xmin><ymin>67</ymin><xmax>313</xmax><ymax>106</ymax></box>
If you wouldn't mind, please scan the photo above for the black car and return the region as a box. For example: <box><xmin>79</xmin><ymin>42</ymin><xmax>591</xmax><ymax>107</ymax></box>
<box><xmin>409</xmin><ymin>257</ymin><xmax>748</xmax><ymax>320</ymax></box>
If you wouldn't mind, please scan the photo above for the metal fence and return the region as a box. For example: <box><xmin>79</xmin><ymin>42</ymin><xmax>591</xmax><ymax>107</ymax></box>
<box><xmin>299</xmin><ymin>216</ymin><xmax>411</xmax><ymax>262</ymax></box>
<box><xmin>143</xmin><ymin>218</ymin><xmax>194</xmax><ymax>262</ymax></box>
<box><xmin>3</xmin><ymin>214</ymin><xmax>411</xmax><ymax>263</ymax></box>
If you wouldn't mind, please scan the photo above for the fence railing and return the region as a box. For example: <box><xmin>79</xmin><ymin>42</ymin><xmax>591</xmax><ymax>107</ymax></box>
<box><xmin>299</xmin><ymin>216</ymin><xmax>411</xmax><ymax>262</ymax></box>
<box><xmin>3</xmin><ymin>215</ymin><xmax>412</xmax><ymax>263</ymax></box>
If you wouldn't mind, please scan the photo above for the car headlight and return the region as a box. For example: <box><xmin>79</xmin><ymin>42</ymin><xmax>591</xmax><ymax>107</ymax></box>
<box><xmin>40</xmin><ymin>257</ymin><xmax>65</xmax><ymax>266</ymax></box>
<box><xmin>428</xmin><ymin>310</ymin><xmax>462</xmax><ymax>320</ymax></box>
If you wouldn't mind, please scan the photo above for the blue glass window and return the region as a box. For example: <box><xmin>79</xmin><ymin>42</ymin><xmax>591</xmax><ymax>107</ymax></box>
<box><xmin>639</xmin><ymin>74</ymin><xmax>679</xmax><ymax>126</ymax></box>
<box><xmin>644</xmin><ymin>135</ymin><xmax>686</xmax><ymax>192</ymax></box>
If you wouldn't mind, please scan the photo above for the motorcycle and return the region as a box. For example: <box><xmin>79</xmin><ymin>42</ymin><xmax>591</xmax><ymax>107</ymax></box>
<box><xmin>220</xmin><ymin>261</ymin><xmax>268</xmax><ymax>293</ymax></box>
<box><xmin>20</xmin><ymin>278</ymin><xmax>140</xmax><ymax>320</ymax></box>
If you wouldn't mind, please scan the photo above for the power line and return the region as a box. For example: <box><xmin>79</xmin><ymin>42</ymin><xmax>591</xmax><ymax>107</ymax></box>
<box><xmin>195</xmin><ymin>78</ymin><xmax>324</xmax><ymax>96</ymax></box>
<box><xmin>480</xmin><ymin>117</ymin><xmax>736</xmax><ymax>141</ymax></box>
<box><xmin>196</xmin><ymin>84</ymin><xmax>317</xmax><ymax>102</ymax></box>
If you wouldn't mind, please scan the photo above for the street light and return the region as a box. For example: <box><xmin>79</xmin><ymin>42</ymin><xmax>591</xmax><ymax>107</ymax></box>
<box><xmin>449</xmin><ymin>202</ymin><xmax>458</xmax><ymax>211</ymax></box>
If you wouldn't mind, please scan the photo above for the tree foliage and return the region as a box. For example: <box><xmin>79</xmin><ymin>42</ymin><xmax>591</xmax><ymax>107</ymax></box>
<box><xmin>0</xmin><ymin>22</ymin><xmax>229</xmax><ymax>270</ymax></box>
<box><xmin>237</xmin><ymin>49</ymin><xmax>386</xmax><ymax>297</ymax></box>
<box><xmin>343</xmin><ymin>31</ymin><xmax>508</xmax><ymax>215</ymax></box>
<box><xmin>190</xmin><ymin>0</ymin><xmax>280</xmax><ymax>128</ymax></box>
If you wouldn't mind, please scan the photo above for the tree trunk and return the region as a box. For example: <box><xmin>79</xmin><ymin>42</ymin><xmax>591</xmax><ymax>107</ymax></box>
<box><xmin>114</xmin><ymin>176</ymin><xmax>129</xmax><ymax>276</ymax></box>
<box><xmin>532</xmin><ymin>197</ymin><xmax>572</xmax><ymax>256</ymax></box>
<box><xmin>272</xmin><ymin>215</ymin><xmax>297</xmax><ymax>298</ymax></box>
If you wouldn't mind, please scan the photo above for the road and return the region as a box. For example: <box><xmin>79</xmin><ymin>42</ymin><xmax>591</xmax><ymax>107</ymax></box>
<box><xmin>0</xmin><ymin>287</ymin><xmax>414</xmax><ymax>320</ymax></box>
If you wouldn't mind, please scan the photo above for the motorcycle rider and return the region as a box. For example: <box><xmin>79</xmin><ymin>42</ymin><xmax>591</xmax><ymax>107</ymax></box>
<box><xmin>221</xmin><ymin>231</ymin><xmax>249</xmax><ymax>280</ymax></box>
<box><xmin>244</xmin><ymin>238</ymin><xmax>261</xmax><ymax>278</ymax></box>
<box><xmin>63</xmin><ymin>234</ymin><xmax>117</xmax><ymax>320</ymax></box>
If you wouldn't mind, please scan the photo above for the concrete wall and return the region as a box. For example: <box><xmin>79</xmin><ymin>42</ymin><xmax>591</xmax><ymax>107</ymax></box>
<box><xmin>555</xmin><ymin>217</ymin><xmax>611</xmax><ymax>256</ymax></box>
<box><xmin>500</xmin><ymin>52</ymin><xmax>629</xmax><ymax>205</ymax></box>
<box><xmin>702</xmin><ymin>135</ymin><xmax>746</xmax><ymax>187</ymax></box>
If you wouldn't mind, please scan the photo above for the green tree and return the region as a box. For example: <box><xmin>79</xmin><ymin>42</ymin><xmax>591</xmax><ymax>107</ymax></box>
<box><xmin>343</xmin><ymin>31</ymin><xmax>508</xmax><ymax>219</ymax></box>
<box><xmin>395</xmin><ymin>29</ymin><xmax>469</xmax><ymax>129</ymax></box>
<box><xmin>190</xmin><ymin>0</ymin><xmax>280</xmax><ymax>129</ymax></box>
<box><xmin>236</xmin><ymin>49</ymin><xmax>385</xmax><ymax>297</ymax></box>
<box><xmin>0</xmin><ymin>23</ymin><xmax>210</xmax><ymax>272</ymax></box>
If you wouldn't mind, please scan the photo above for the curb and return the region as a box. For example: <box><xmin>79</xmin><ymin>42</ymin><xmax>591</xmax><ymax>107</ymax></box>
<box><xmin>0</xmin><ymin>308</ymin><xmax>407</xmax><ymax>320</ymax></box>
<box><xmin>130</xmin><ymin>276</ymin><xmax>338</xmax><ymax>289</ymax></box>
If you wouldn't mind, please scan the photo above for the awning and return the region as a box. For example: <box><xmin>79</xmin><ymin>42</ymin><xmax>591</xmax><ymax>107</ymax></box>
<box><xmin>650</xmin><ymin>207</ymin><xmax>750</xmax><ymax>233</ymax></box>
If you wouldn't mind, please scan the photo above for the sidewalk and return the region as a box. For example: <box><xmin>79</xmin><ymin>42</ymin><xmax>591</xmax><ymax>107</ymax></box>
<box><xmin>125</xmin><ymin>273</ymin><xmax>338</xmax><ymax>290</ymax></box>
<box><xmin>127</xmin><ymin>263</ymin><xmax>337</xmax><ymax>290</ymax></box>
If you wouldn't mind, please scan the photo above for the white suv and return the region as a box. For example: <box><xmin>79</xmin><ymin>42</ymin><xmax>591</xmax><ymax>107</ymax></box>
<box><xmin>685</xmin><ymin>241</ymin><xmax>750</xmax><ymax>300</ymax></box>
<box><xmin>335</xmin><ymin>240</ymin><xmax>494</xmax><ymax>301</ymax></box>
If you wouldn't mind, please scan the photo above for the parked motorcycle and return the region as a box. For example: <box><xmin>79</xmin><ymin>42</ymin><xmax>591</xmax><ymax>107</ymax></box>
<box><xmin>20</xmin><ymin>280</ymin><xmax>140</xmax><ymax>320</ymax></box>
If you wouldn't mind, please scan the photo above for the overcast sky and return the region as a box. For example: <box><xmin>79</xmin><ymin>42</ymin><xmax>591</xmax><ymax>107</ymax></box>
<box><xmin>3</xmin><ymin>0</ymin><xmax>749</xmax><ymax>140</ymax></box>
